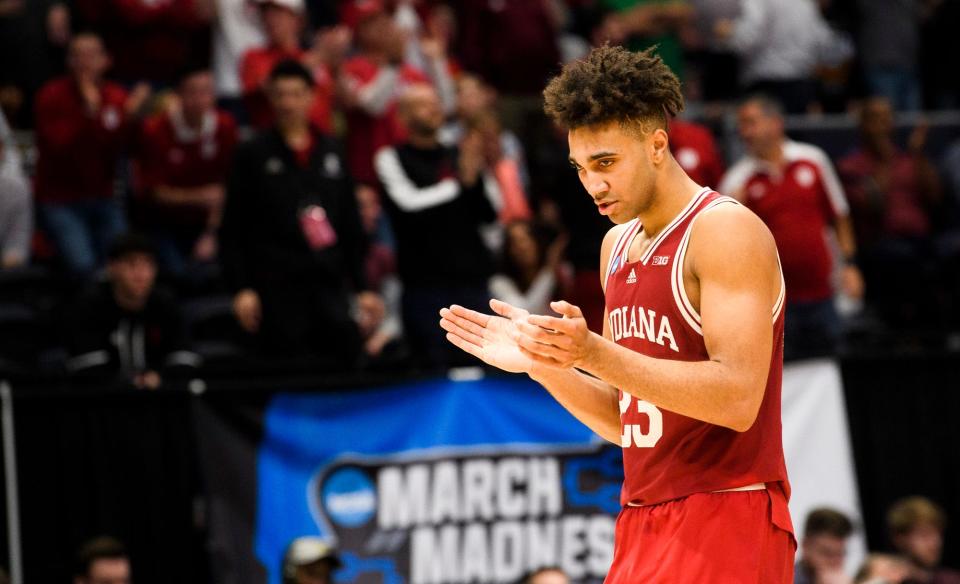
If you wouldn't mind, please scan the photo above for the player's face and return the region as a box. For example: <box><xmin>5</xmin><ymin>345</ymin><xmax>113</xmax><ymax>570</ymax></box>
<box><xmin>568</xmin><ymin>122</ymin><xmax>660</xmax><ymax>224</ymax></box>
<box><xmin>802</xmin><ymin>534</ymin><xmax>847</xmax><ymax>573</ymax></box>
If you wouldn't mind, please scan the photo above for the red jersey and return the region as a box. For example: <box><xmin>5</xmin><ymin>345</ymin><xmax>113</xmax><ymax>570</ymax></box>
<box><xmin>341</xmin><ymin>56</ymin><xmax>430</xmax><ymax>184</ymax></box>
<box><xmin>34</xmin><ymin>76</ymin><xmax>130</xmax><ymax>204</ymax></box>
<box><xmin>720</xmin><ymin>140</ymin><xmax>848</xmax><ymax>302</ymax></box>
<box><xmin>669</xmin><ymin>119</ymin><xmax>725</xmax><ymax>189</ymax></box>
<box><xmin>137</xmin><ymin>109</ymin><xmax>237</xmax><ymax>189</ymax></box>
<box><xmin>604</xmin><ymin>188</ymin><xmax>791</xmax><ymax>517</ymax></box>
<box><xmin>239</xmin><ymin>45</ymin><xmax>336</xmax><ymax>134</ymax></box>
<box><xmin>135</xmin><ymin>108</ymin><xmax>237</xmax><ymax>228</ymax></box>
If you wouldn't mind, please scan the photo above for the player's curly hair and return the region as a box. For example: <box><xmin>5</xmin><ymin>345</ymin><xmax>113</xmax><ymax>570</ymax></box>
<box><xmin>543</xmin><ymin>45</ymin><xmax>684</xmax><ymax>133</ymax></box>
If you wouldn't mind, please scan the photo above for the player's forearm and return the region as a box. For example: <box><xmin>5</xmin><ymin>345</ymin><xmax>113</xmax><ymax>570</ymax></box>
<box><xmin>528</xmin><ymin>365</ymin><xmax>621</xmax><ymax>444</ymax></box>
<box><xmin>580</xmin><ymin>336</ymin><xmax>763</xmax><ymax>432</ymax></box>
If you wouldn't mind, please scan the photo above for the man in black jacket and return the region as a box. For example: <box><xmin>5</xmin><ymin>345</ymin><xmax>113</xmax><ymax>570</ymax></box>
<box><xmin>220</xmin><ymin>60</ymin><xmax>383</xmax><ymax>367</ymax></box>
<box><xmin>374</xmin><ymin>83</ymin><xmax>500</xmax><ymax>367</ymax></box>
<box><xmin>65</xmin><ymin>233</ymin><xmax>198</xmax><ymax>388</ymax></box>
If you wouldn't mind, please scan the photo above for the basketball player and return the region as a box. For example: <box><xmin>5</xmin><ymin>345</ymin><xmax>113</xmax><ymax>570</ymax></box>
<box><xmin>439</xmin><ymin>45</ymin><xmax>796</xmax><ymax>582</ymax></box>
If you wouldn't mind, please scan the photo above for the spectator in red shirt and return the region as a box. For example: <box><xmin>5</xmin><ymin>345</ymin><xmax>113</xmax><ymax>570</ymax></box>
<box><xmin>720</xmin><ymin>95</ymin><xmax>863</xmax><ymax>360</ymax></box>
<box><xmin>34</xmin><ymin>32</ymin><xmax>149</xmax><ymax>276</ymax></box>
<box><xmin>135</xmin><ymin>66</ymin><xmax>237</xmax><ymax>276</ymax></box>
<box><xmin>72</xmin><ymin>0</ymin><xmax>212</xmax><ymax>86</ymax></box>
<box><xmin>239</xmin><ymin>0</ymin><xmax>349</xmax><ymax>134</ymax></box>
<box><xmin>838</xmin><ymin>96</ymin><xmax>942</xmax><ymax>325</ymax></box>
<box><xmin>669</xmin><ymin>118</ymin><xmax>725</xmax><ymax>189</ymax></box>
<box><xmin>338</xmin><ymin>0</ymin><xmax>438</xmax><ymax>185</ymax></box>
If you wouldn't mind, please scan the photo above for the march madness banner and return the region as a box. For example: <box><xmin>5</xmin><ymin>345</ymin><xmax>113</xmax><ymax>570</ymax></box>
<box><xmin>196</xmin><ymin>374</ymin><xmax>623</xmax><ymax>584</ymax></box>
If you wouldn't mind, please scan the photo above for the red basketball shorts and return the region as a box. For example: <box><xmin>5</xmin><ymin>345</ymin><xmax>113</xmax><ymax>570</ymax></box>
<box><xmin>605</xmin><ymin>489</ymin><xmax>796</xmax><ymax>583</ymax></box>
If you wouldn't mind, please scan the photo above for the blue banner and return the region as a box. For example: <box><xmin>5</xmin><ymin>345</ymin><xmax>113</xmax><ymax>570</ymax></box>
<box><xmin>254</xmin><ymin>374</ymin><xmax>623</xmax><ymax>584</ymax></box>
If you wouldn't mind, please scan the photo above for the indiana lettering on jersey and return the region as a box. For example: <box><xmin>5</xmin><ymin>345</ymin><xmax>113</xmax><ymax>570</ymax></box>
<box><xmin>608</xmin><ymin>305</ymin><xmax>679</xmax><ymax>353</ymax></box>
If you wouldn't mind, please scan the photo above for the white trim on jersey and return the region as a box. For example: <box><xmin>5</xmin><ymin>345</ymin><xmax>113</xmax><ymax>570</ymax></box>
<box><xmin>772</xmin><ymin>255</ymin><xmax>787</xmax><ymax>322</ymax></box>
<box><xmin>604</xmin><ymin>219</ymin><xmax>641</xmax><ymax>290</ymax></box>
<box><xmin>671</xmin><ymin>195</ymin><xmax>788</xmax><ymax>335</ymax></box>
<box><xmin>638</xmin><ymin>187</ymin><xmax>710</xmax><ymax>266</ymax></box>
<box><xmin>671</xmin><ymin>196</ymin><xmax>741</xmax><ymax>336</ymax></box>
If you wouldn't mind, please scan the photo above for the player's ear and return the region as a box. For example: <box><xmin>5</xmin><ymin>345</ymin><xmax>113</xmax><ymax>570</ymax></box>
<box><xmin>650</xmin><ymin>128</ymin><xmax>669</xmax><ymax>165</ymax></box>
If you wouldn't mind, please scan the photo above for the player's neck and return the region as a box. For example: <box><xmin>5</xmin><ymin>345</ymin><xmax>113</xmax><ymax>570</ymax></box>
<box><xmin>638</xmin><ymin>160</ymin><xmax>703</xmax><ymax>237</ymax></box>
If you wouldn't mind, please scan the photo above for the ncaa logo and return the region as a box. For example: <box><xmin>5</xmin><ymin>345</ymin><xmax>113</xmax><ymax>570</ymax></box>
<box><xmin>321</xmin><ymin>467</ymin><xmax>376</xmax><ymax>527</ymax></box>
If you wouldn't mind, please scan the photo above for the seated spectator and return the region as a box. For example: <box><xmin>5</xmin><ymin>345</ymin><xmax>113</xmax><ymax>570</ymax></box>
<box><xmin>720</xmin><ymin>95</ymin><xmax>863</xmax><ymax>360</ymax></box>
<box><xmin>220</xmin><ymin>60</ymin><xmax>383</xmax><ymax>368</ymax></box>
<box><xmin>669</xmin><ymin>118</ymin><xmax>725</xmax><ymax>190</ymax></box>
<box><xmin>339</xmin><ymin>0</ymin><xmax>443</xmax><ymax>185</ymax></box>
<box><xmin>795</xmin><ymin>507</ymin><xmax>855</xmax><ymax>584</ymax></box>
<box><xmin>282</xmin><ymin>536</ymin><xmax>341</xmax><ymax>584</ymax></box>
<box><xmin>854</xmin><ymin>553</ymin><xmax>911</xmax><ymax>584</ymax></box>
<box><xmin>374</xmin><ymin>83</ymin><xmax>500</xmax><ymax>367</ymax></box>
<box><xmin>239</xmin><ymin>0</ymin><xmax>349</xmax><ymax>134</ymax></box>
<box><xmin>0</xmin><ymin>114</ymin><xmax>31</xmax><ymax>269</ymax></box>
<box><xmin>490</xmin><ymin>221</ymin><xmax>566</xmax><ymax>316</ymax></box>
<box><xmin>72</xmin><ymin>0</ymin><xmax>211</xmax><ymax>87</ymax></box>
<box><xmin>838</xmin><ymin>96</ymin><xmax>942</xmax><ymax>326</ymax></box>
<box><xmin>33</xmin><ymin>32</ymin><xmax>148</xmax><ymax>277</ymax></box>
<box><xmin>65</xmin><ymin>233</ymin><xmax>198</xmax><ymax>388</ymax></box>
<box><xmin>518</xmin><ymin>567</ymin><xmax>570</xmax><ymax>584</ymax></box>
<box><xmin>134</xmin><ymin>66</ymin><xmax>237</xmax><ymax>276</ymax></box>
<box><xmin>74</xmin><ymin>536</ymin><xmax>131</xmax><ymax>584</ymax></box>
<box><xmin>887</xmin><ymin>497</ymin><xmax>960</xmax><ymax>584</ymax></box>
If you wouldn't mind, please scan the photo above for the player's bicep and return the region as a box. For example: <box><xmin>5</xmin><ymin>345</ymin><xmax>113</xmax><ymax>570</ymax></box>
<box><xmin>692</xmin><ymin>207</ymin><xmax>779</xmax><ymax>393</ymax></box>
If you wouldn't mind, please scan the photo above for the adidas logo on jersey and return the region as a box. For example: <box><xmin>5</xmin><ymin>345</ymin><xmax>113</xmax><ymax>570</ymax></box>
<box><xmin>626</xmin><ymin>268</ymin><xmax>637</xmax><ymax>284</ymax></box>
<box><xmin>652</xmin><ymin>255</ymin><xmax>670</xmax><ymax>266</ymax></box>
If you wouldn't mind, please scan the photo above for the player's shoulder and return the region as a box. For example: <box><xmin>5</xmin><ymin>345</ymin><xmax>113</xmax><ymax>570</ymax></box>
<box><xmin>690</xmin><ymin>199</ymin><xmax>777</xmax><ymax>259</ymax></box>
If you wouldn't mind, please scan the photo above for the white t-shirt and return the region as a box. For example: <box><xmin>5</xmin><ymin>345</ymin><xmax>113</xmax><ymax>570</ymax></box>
<box><xmin>212</xmin><ymin>0</ymin><xmax>266</xmax><ymax>98</ymax></box>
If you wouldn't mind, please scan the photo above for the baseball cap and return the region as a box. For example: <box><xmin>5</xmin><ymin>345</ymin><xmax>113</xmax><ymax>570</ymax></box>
<box><xmin>253</xmin><ymin>0</ymin><xmax>305</xmax><ymax>14</ymax></box>
<box><xmin>284</xmin><ymin>537</ymin><xmax>342</xmax><ymax>569</ymax></box>
<box><xmin>340</xmin><ymin>0</ymin><xmax>385</xmax><ymax>31</ymax></box>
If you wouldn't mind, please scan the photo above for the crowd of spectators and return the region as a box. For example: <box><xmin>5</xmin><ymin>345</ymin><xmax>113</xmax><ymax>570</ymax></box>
<box><xmin>57</xmin><ymin>495</ymin><xmax>960</xmax><ymax>583</ymax></box>
<box><xmin>0</xmin><ymin>0</ymin><xmax>960</xmax><ymax>384</ymax></box>
<box><xmin>794</xmin><ymin>498</ymin><xmax>960</xmax><ymax>584</ymax></box>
